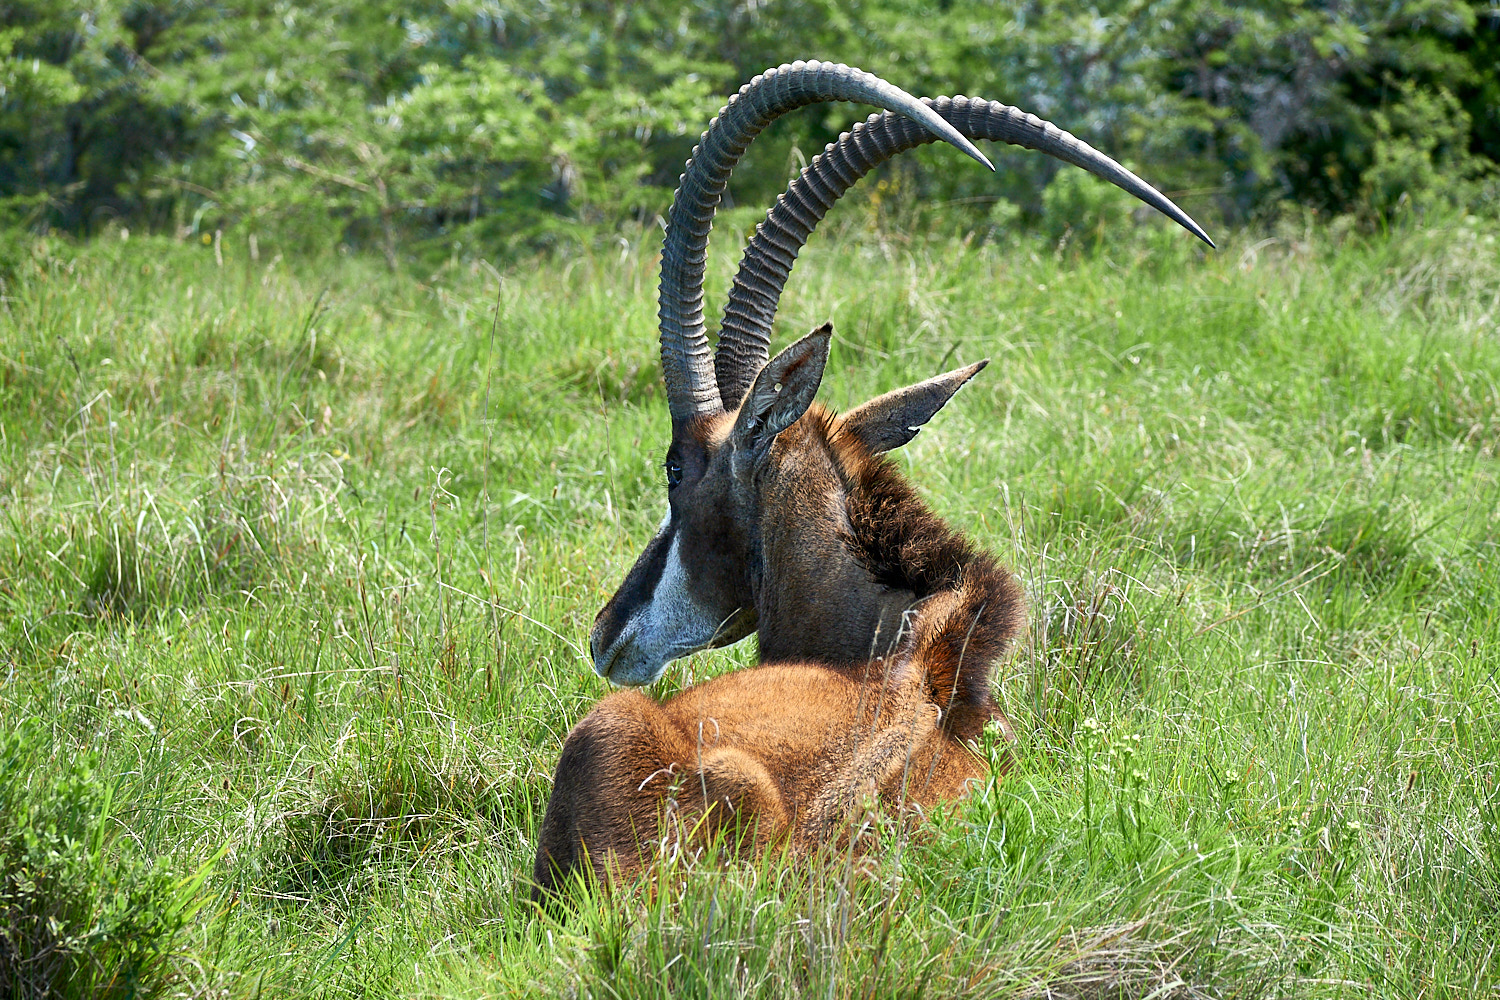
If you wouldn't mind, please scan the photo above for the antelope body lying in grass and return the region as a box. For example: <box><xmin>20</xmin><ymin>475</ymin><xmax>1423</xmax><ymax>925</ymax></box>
<box><xmin>533</xmin><ymin>62</ymin><xmax>1212</xmax><ymax>897</ymax></box>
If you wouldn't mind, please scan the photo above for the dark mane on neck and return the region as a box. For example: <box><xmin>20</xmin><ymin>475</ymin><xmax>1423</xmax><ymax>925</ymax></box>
<box><xmin>825</xmin><ymin>411</ymin><xmax>1027</xmax><ymax>725</ymax></box>
<box><xmin>825</xmin><ymin>413</ymin><xmax>976</xmax><ymax>597</ymax></box>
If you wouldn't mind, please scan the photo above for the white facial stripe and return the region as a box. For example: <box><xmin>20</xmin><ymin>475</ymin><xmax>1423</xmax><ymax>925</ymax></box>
<box><xmin>607</xmin><ymin>530</ymin><xmax>721</xmax><ymax>686</ymax></box>
<box><xmin>635</xmin><ymin>533</ymin><xmax>713</xmax><ymax>648</ymax></box>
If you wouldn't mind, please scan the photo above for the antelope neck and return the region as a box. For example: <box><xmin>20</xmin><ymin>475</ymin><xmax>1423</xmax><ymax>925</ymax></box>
<box><xmin>750</xmin><ymin>406</ymin><xmax>925</xmax><ymax>667</ymax></box>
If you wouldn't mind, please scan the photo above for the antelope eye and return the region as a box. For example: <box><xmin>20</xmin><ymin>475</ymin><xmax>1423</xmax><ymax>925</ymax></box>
<box><xmin>665</xmin><ymin>460</ymin><xmax>683</xmax><ymax>489</ymax></box>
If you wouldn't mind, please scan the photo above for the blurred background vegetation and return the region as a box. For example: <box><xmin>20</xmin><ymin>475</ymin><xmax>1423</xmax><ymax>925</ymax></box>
<box><xmin>2</xmin><ymin>0</ymin><xmax>1498</xmax><ymax>265</ymax></box>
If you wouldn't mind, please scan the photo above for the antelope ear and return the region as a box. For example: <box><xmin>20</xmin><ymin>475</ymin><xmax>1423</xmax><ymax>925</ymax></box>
<box><xmin>839</xmin><ymin>359</ymin><xmax>988</xmax><ymax>454</ymax></box>
<box><xmin>731</xmin><ymin>323</ymin><xmax>832</xmax><ymax>457</ymax></box>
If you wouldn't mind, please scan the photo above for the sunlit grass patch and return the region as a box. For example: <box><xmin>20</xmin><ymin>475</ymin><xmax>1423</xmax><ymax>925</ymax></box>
<box><xmin>267</xmin><ymin>722</ymin><xmax>546</xmax><ymax>900</ymax></box>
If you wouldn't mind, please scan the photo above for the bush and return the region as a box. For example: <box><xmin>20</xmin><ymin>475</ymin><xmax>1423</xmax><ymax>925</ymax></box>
<box><xmin>0</xmin><ymin>723</ymin><xmax>218</xmax><ymax>1000</ymax></box>
<box><xmin>2</xmin><ymin>0</ymin><xmax>1498</xmax><ymax>259</ymax></box>
<box><xmin>1363</xmin><ymin>82</ymin><xmax>1493</xmax><ymax>216</ymax></box>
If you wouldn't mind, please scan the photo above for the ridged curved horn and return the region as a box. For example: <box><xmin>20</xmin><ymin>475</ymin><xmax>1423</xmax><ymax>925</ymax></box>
<box><xmin>713</xmin><ymin>96</ymin><xmax>1216</xmax><ymax>408</ymax></box>
<box><xmin>659</xmin><ymin>63</ymin><xmax>996</xmax><ymax>421</ymax></box>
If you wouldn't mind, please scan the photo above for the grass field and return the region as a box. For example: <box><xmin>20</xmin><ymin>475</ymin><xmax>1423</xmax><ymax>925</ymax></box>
<box><xmin>2</xmin><ymin>213</ymin><xmax>1499</xmax><ymax>998</ymax></box>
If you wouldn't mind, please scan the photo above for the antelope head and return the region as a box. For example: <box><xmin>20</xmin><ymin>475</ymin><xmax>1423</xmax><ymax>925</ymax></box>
<box><xmin>589</xmin><ymin>63</ymin><xmax>1213</xmax><ymax>687</ymax></box>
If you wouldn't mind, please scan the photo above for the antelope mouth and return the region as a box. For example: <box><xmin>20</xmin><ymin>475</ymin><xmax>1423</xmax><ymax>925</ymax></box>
<box><xmin>591</xmin><ymin>628</ymin><xmax>652</xmax><ymax>687</ymax></box>
<box><xmin>590</xmin><ymin>606</ymin><xmax>757</xmax><ymax>688</ymax></box>
<box><xmin>591</xmin><ymin>627</ymin><xmax>699</xmax><ymax>687</ymax></box>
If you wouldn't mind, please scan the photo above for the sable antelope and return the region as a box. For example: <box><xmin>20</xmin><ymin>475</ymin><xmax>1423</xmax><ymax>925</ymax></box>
<box><xmin>533</xmin><ymin>62</ymin><xmax>1212</xmax><ymax>896</ymax></box>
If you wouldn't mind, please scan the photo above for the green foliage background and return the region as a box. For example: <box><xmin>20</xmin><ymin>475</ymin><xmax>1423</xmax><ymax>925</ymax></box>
<box><xmin>3</xmin><ymin>0</ymin><xmax>1498</xmax><ymax>261</ymax></box>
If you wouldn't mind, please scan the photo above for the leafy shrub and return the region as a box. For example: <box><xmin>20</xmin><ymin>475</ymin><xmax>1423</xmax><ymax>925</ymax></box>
<box><xmin>0</xmin><ymin>723</ymin><xmax>216</xmax><ymax>1000</ymax></box>
<box><xmin>1363</xmin><ymin>82</ymin><xmax>1493</xmax><ymax>215</ymax></box>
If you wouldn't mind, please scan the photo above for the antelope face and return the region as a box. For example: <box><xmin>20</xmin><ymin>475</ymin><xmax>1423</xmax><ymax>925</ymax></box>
<box><xmin>589</xmin><ymin>413</ymin><xmax>757</xmax><ymax>686</ymax></box>
<box><xmin>589</xmin><ymin>329</ymin><xmax>835</xmax><ymax>686</ymax></box>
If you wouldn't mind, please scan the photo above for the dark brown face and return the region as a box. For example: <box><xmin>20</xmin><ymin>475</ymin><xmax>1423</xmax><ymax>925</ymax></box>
<box><xmin>588</xmin><ymin>412</ymin><xmax>760</xmax><ymax>686</ymax></box>
<box><xmin>589</xmin><ymin>326</ymin><xmax>838</xmax><ymax>686</ymax></box>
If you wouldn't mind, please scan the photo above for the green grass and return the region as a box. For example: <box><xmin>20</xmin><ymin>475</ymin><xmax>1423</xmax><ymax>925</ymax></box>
<box><xmin>2</xmin><ymin>213</ymin><xmax>1498</xmax><ymax>997</ymax></box>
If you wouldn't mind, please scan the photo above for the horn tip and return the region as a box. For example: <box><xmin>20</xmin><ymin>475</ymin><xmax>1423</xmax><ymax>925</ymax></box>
<box><xmin>935</xmin><ymin>124</ymin><xmax>993</xmax><ymax>171</ymax></box>
<box><xmin>953</xmin><ymin>358</ymin><xmax>988</xmax><ymax>385</ymax></box>
<box><xmin>1174</xmin><ymin>208</ymin><xmax>1215</xmax><ymax>248</ymax></box>
<box><xmin>1167</xmin><ymin>207</ymin><xmax>1216</xmax><ymax>249</ymax></box>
